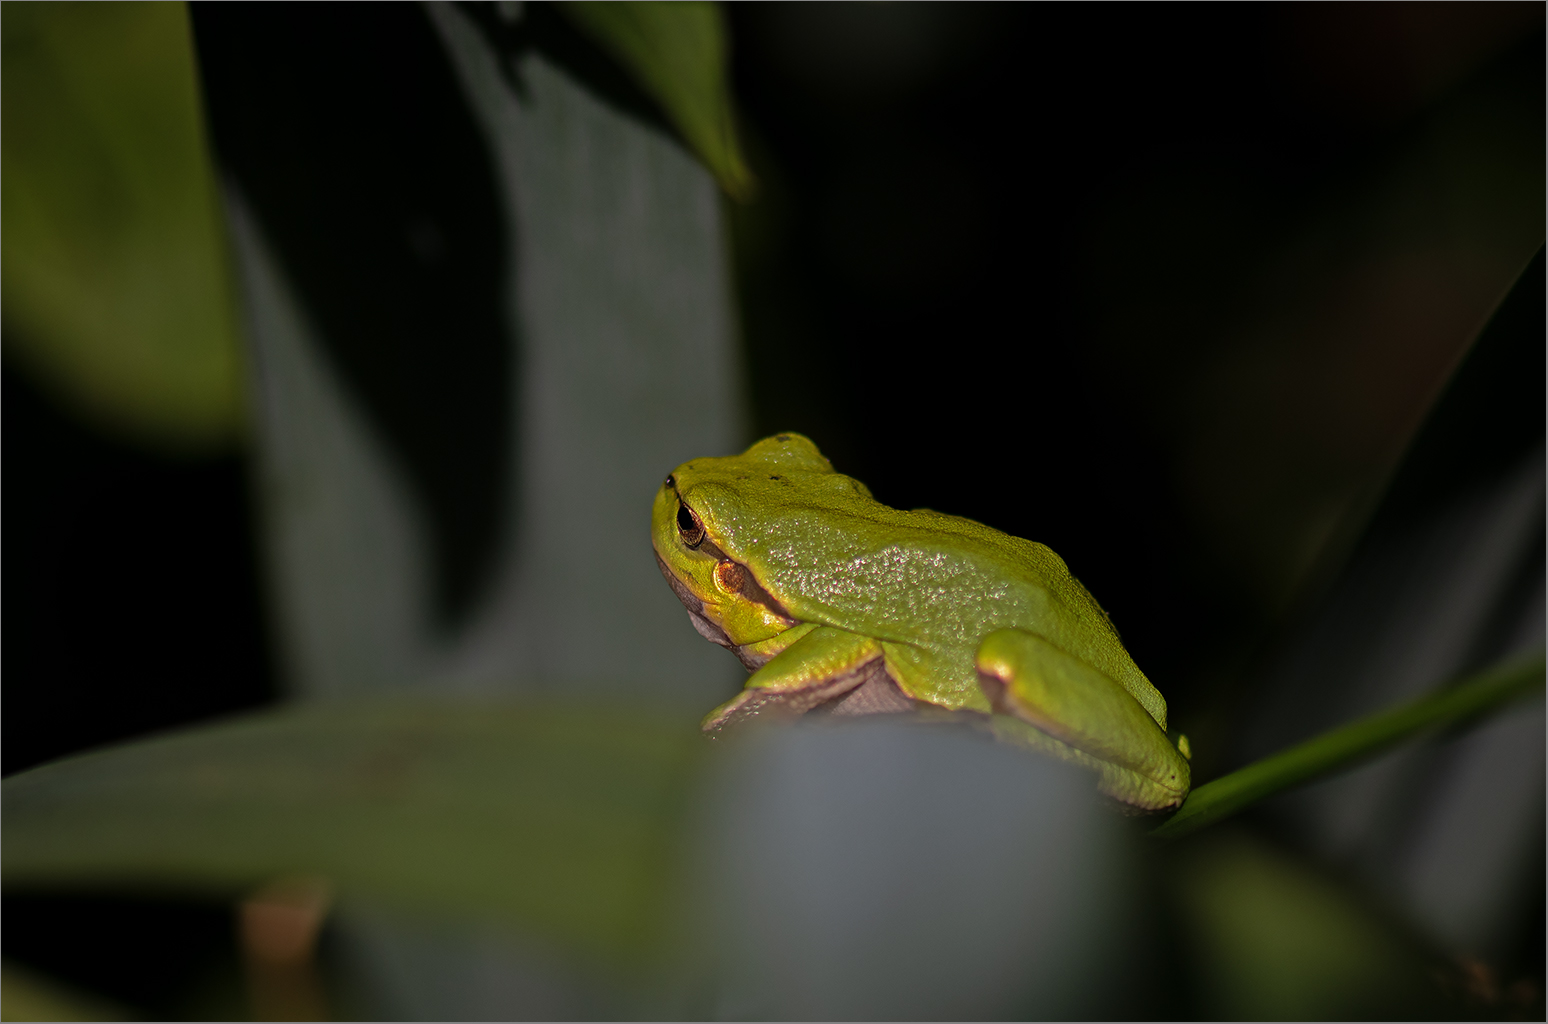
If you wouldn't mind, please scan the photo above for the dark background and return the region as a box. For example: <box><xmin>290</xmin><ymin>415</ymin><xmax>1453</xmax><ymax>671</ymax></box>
<box><xmin>3</xmin><ymin>3</ymin><xmax>1542</xmax><ymax>1014</ymax></box>
<box><xmin>6</xmin><ymin>0</ymin><xmax>1539</xmax><ymax>777</ymax></box>
<box><xmin>725</xmin><ymin>2</ymin><xmax>1543</xmax><ymax>761</ymax></box>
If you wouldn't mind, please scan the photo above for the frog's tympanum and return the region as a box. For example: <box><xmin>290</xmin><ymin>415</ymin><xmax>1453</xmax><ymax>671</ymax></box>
<box><xmin>652</xmin><ymin>433</ymin><xmax>1191</xmax><ymax>810</ymax></box>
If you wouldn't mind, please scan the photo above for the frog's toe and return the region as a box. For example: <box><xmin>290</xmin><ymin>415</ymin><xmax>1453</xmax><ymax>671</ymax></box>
<box><xmin>701</xmin><ymin>679</ymin><xmax>846</xmax><ymax>734</ymax></box>
<box><xmin>701</xmin><ymin>661</ymin><xmax>909</xmax><ymax>734</ymax></box>
<box><xmin>701</xmin><ymin>687</ymin><xmax>802</xmax><ymax>733</ymax></box>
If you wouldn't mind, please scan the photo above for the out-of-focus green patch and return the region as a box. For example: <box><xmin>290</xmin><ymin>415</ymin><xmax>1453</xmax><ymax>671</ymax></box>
<box><xmin>1154</xmin><ymin>653</ymin><xmax>1545</xmax><ymax>839</ymax></box>
<box><xmin>558</xmin><ymin>2</ymin><xmax>755</xmax><ymax>200</ymax></box>
<box><xmin>1173</xmin><ymin>830</ymin><xmax>1444</xmax><ymax>1020</ymax></box>
<box><xmin>1</xmin><ymin>698</ymin><xmax>706</xmax><ymax>968</ymax></box>
<box><xmin>2</xmin><ymin>2</ymin><xmax>243</xmax><ymax>453</ymax></box>
<box><xmin>0</xmin><ymin>961</ymin><xmax>134</xmax><ymax>1022</ymax></box>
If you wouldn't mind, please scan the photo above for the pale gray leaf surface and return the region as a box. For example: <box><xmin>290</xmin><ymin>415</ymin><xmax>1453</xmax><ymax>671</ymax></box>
<box><xmin>678</xmin><ymin>717</ymin><xmax>1140</xmax><ymax>1020</ymax></box>
<box><xmin>226</xmin><ymin>2</ymin><xmax>746</xmax><ymax>705</ymax></box>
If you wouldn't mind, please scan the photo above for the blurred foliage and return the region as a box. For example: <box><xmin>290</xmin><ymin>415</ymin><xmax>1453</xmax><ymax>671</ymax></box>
<box><xmin>2</xmin><ymin>892</ymin><xmax>248</xmax><ymax>1021</ymax></box>
<box><xmin>722</xmin><ymin>5</ymin><xmax>1544</xmax><ymax>734</ymax></box>
<box><xmin>3</xmin><ymin>690</ymin><xmax>1493</xmax><ymax>1018</ymax></box>
<box><xmin>1156</xmin><ymin>653</ymin><xmax>1545</xmax><ymax>839</ymax></box>
<box><xmin>3</xmin><ymin>699</ymin><xmax>703</xmax><ymax>968</ymax></box>
<box><xmin>559</xmin><ymin>1</ymin><xmax>754</xmax><ymax>199</ymax></box>
<box><xmin>1</xmin><ymin>1</ymin><xmax>243</xmax><ymax>453</ymax></box>
<box><xmin>0</xmin><ymin>962</ymin><xmax>132</xmax><ymax>1022</ymax></box>
<box><xmin>1172</xmin><ymin>830</ymin><xmax>1440</xmax><ymax>1020</ymax></box>
<box><xmin>1077</xmin><ymin>8</ymin><xmax>1544</xmax><ymax>621</ymax></box>
<box><xmin>2</xmin><ymin>3</ymin><xmax>1541</xmax><ymax>1020</ymax></box>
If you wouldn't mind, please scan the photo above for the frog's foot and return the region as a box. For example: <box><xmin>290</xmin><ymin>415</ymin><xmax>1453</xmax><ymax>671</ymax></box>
<box><xmin>702</xmin><ymin>625</ymin><xmax>912</xmax><ymax>733</ymax></box>
<box><xmin>974</xmin><ymin>629</ymin><xmax>1190</xmax><ymax>811</ymax></box>
<box><xmin>702</xmin><ymin>659</ymin><xmax>890</xmax><ymax>732</ymax></box>
<box><xmin>814</xmin><ymin>669</ymin><xmax>915</xmax><ymax>716</ymax></box>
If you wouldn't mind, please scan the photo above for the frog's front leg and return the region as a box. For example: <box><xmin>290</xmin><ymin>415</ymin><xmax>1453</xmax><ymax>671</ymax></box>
<box><xmin>703</xmin><ymin>626</ymin><xmax>912</xmax><ymax>732</ymax></box>
<box><xmin>974</xmin><ymin>629</ymin><xmax>1191</xmax><ymax>810</ymax></box>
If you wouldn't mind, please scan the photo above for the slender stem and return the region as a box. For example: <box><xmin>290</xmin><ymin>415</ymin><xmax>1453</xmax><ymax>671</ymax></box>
<box><xmin>1151</xmin><ymin>653</ymin><xmax>1545</xmax><ymax>841</ymax></box>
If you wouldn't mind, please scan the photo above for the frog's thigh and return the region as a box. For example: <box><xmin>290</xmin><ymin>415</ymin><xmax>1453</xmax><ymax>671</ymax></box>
<box><xmin>975</xmin><ymin>629</ymin><xmax>1189</xmax><ymax>806</ymax></box>
<box><xmin>702</xmin><ymin>626</ymin><xmax>883</xmax><ymax>732</ymax></box>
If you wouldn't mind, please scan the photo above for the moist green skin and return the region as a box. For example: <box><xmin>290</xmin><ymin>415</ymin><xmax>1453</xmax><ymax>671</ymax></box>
<box><xmin>652</xmin><ymin>433</ymin><xmax>1190</xmax><ymax>810</ymax></box>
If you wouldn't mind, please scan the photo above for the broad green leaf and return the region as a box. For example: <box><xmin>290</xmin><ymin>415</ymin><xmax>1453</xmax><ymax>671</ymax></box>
<box><xmin>557</xmin><ymin>2</ymin><xmax>755</xmax><ymax>200</ymax></box>
<box><xmin>1153</xmin><ymin>653</ymin><xmax>1545</xmax><ymax>840</ymax></box>
<box><xmin>2</xmin><ymin>699</ymin><xmax>705</xmax><ymax>966</ymax></box>
<box><xmin>1</xmin><ymin>1</ymin><xmax>243</xmax><ymax>452</ymax></box>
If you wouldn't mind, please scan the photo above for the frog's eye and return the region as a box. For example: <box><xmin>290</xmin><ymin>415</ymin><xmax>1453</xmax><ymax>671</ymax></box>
<box><xmin>677</xmin><ymin>502</ymin><xmax>705</xmax><ymax>548</ymax></box>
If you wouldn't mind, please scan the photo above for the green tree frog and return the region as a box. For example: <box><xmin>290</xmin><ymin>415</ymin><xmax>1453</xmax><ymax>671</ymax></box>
<box><xmin>652</xmin><ymin>433</ymin><xmax>1191</xmax><ymax>810</ymax></box>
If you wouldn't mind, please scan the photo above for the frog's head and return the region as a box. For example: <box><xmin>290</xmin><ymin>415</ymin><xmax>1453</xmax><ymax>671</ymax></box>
<box><xmin>653</xmin><ymin>433</ymin><xmax>840</xmax><ymax>658</ymax></box>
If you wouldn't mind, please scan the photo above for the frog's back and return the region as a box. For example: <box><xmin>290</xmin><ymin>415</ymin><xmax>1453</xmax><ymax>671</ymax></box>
<box><xmin>865</xmin><ymin>505</ymin><xmax>1128</xmax><ymax>655</ymax></box>
<box><xmin>748</xmin><ymin>500</ymin><xmax>1163</xmax><ymax>725</ymax></box>
<box><xmin>678</xmin><ymin>433</ymin><xmax>1164</xmax><ymax>724</ymax></box>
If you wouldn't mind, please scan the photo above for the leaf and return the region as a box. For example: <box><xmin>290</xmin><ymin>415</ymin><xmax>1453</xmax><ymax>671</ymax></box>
<box><xmin>557</xmin><ymin>2</ymin><xmax>755</xmax><ymax>200</ymax></box>
<box><xmin>1</xmin><ymin>699</ymin><xmax>706</xmax><ymax>966</ymax></box>
<box><xmin>1369</xmin><ymin>245</ymin><xmax>1545</xmax><ymax>532</ymax></box>
<box><xmin>1174</xmin><ymin>249</ymin><xmax>1548</xmax><ymax>841</ymax></box>
<box><xmin>1172</xmin><ymin>832</ymin><xmax>1441</xmax><ymax>1019</ymax></box>
<box><xmin>1153</xmin><ymin>653</ymin><xmax>1545</xmax><ymax>840</ymax></box>
<box><xmin>1291</xmin><ymin>246</ymin><xmax>1545</xmax><ymax>619</ymax></box>
<box><xmin>1</xmin><ymin>2</ymin><xmax>243</xmax><ymax>452</ymax></box>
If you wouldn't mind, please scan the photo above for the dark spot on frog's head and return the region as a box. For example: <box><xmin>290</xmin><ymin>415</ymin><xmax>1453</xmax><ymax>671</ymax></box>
<box><xmin>774</xmin><ymin>433</ymin><xmax>791</xmax><ymax>442</ymax></box>
<box><xmin>769</xmin><ymin>474</ymin><xmax>781</xmax><ymax>481</ymax></box>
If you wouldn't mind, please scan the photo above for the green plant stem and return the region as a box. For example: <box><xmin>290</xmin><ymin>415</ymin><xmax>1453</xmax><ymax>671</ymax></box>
<box><xmin>1152</xmin><ymin>653</ymin><xmax>1545</xmax><ymax>841</ymax></box>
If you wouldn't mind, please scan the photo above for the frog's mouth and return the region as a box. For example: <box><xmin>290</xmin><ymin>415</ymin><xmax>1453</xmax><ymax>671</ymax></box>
<box><xmin>655</xmin><ymin>543</ymin><xmax>919</xmax><ymax>730</ymax></box>
<box><xmin>654</xmin><ymin>551</ymin><xmax>735</xmax><ymax>646</ymax></box>
<box><xmin>654</xmin><ymin>550</ymin><xmax>791</xmax><ymax>671</ymax></box>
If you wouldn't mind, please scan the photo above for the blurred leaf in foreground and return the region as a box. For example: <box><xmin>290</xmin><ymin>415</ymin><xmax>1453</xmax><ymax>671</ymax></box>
<box><xmin>2</xmin><ymin>702</ymin><xmax>1148</xmax><ymax>1018</ymax></box>
<box><xmin>0</xmin><ymin>960</ymin><xmax>134</xmax><ymax>1022</ymax></box>
<box><xmin>4</xmin><ymin>690</ymin><xmax>1519</xmax><ymax>1018</ymax></box>
<box><xmin>1173</xmin><ymin>830</ymin><xmax>1443</xmax><ymax>1020</ymax></box>
<box><xmin>680</xmin><ymin>718</ymin><xmax>1141</xmax><ymax>1020</ymax></box>
<box><xmin>558</xmin><ymin>1</ymin><xmax>755</xmax><ymax>199</ymax></box>
<box><xmin>1</xmin><ymin>1</ymin><xmax>243</xmax><ymax>452</ymax></box>
<box><xmin>2</xmin><ymin>699</ymin><xmax>703</xmax><ymax>968</ymax></box>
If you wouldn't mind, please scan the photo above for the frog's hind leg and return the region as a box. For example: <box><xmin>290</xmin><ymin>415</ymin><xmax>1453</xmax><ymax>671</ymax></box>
<box><xmin>974</xmin><ymin>629</ymin><xmax>1190</xmax><ymax>810</ymax></box>
<box><xmin>702</xmin><ymin>626</ymin><xmax>889</xmax><ymax>732</ymax></box>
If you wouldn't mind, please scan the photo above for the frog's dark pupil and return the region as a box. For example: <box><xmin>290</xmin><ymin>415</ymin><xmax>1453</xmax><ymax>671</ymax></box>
<box><xmin>677</xmin><ymin>504</ymin><xmax>696</xmax><ymax>533</ymax></box>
